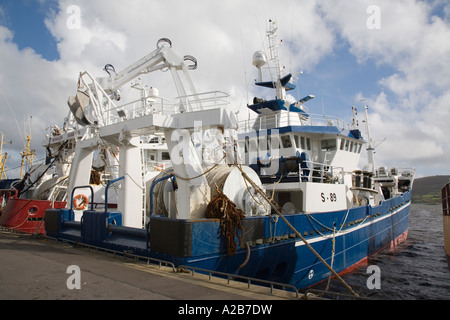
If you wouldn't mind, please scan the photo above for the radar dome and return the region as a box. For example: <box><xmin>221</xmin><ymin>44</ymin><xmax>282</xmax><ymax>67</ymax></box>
<box><xmin>252</xmin><ymin>50</ymin><xmax>267</xmax><ymax>69</ymax></box>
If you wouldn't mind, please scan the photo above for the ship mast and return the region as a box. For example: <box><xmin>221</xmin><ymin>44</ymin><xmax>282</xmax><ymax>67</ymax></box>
<box><xmin>0</xmin><ymin>132</ymin><xmax>11</xmax><ymax>179</ymax></box>
<box><xmin>19</xmin><ymin>116</ymin><xmax>39</xmax><ymax>178</ymax></box>
<box><xmin>362</xmin><ymin>101</ymin><xmax>375</xmax><ymax>173</ymax></box>
<box><xmin>266</xmin><ymin>20</ymin><xmax>286</xmax><ymax>101</ymax></box>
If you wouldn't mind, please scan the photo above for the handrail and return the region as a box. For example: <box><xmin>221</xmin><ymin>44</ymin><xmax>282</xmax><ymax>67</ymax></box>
<box><xmin>238</xmin><ymin>112</ymin><xmax>355</xmax><ymax>133</ymax></box>
<box><xmin>44</xmin><ymin>234</ymin><xmax>176</xmax><ymax>272</ymax></box>
<box><xmin>301</xmin><ymin>160</ymin><xmax>345</xmax><ymax>184</ymax></box>
<box><xmin>101</xmin><ymin>90</ymin><xmax>230</xmax><ymax>123</ymax></box>
<box><xmin>104</xmin><ymin>176</ymin><xmax>124</xmax><ymax>213</ymax></box>
<box><xmin>79</xmin><ymin>73</ymin><xmax>231</xmax><ymax>125</ymax></box>
<box><xmin>0</xmin><ymin>188</ymin><xmax>18</xmax><ymax>198</ymax></box>
<box><xmin>177</xmin><ymin>265</ymin><xmax>300</xmax><ymax>298</ymax></box>
<box><xmin>0</xmin><ymin>189</ymin><xmax>18</xmax><ymax>209</ymax></box>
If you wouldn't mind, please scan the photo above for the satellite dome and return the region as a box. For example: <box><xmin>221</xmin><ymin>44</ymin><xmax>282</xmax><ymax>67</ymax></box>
<box><xmin>252</xmin><ymin>50</ymin><xmax>267</xmax><ymax>69</ymax></box>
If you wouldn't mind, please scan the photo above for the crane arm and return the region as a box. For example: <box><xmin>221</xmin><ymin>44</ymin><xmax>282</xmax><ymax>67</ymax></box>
<box><xmin>68</xmin><ymin>38</ymin><xmax>200</xmax><ymax>128</ymax></box>
<box><xmin>98</xmin><ymin>39</ymin><xmax>192</xmax><ymax>96</ymax></box>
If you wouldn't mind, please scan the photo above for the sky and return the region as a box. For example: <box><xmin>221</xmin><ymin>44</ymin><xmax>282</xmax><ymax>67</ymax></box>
<box><xmin>0</xmin><ymin>0</ymin><xmax>449</xmax><ymax>178</ymax></box>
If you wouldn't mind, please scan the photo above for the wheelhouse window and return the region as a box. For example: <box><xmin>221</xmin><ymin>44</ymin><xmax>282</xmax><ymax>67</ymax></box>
<box><xmin>321</xmin><ymin>139</ymin><xmax>337</xmax><ymax>151</ymax></box>
<box><xmin>162</xmin><ymin>152</ymin><xmax>170</xmax><ymax>160</ymax></box>
<box><xmin>271</xmin><ymin>135</ymin><xmax>280</xmax><ymax>150</ymax></box>
<box><xmin>340</xmin><ymin>138</ymin><xmax>363</xmax><ymax>153</ymax></box>
<box><xmin>259</xmin><ymin>136</ymin><xmax>272</xmax><ymax>151</ymax></box>
<box><xmin>291</xmin><ymin>134</ymin><xmax>311</xmax><ymax>150</ymax></box>
<box><xmin>281</xmin><ymin>135</ymin><xmax>292</xmax><ymax>148</ymax></box>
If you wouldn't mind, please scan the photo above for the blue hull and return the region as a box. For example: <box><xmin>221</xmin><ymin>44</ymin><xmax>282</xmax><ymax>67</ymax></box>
<box><xmin>44</xmin><ymin>190</ymin><xmax>411</xmax><ymax>289</ymax></box>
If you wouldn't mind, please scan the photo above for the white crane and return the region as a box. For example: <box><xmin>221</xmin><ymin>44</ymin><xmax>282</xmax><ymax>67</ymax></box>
<box><xmin>68</xmin><ymin>38</ymin><xmax>201</xmax><ymax>128</ymax></box>
<box><xmin>66</xmin><ymin>38</ymin><xmax>241</xmax><ymax>226</ymax></box>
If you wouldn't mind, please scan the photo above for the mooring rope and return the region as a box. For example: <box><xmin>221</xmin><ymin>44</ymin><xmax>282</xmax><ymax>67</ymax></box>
<box><xmin>325</xmin><ymin>225</ymin><xmax>336</xmax><ymax>292</ymax></box>
<box><xmin>233</xmin><ymin>163</ymin><xmax>359</xmax><ymax>298</ymax></box>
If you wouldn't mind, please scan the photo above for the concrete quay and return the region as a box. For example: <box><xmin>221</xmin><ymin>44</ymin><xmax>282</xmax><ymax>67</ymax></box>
<box><xmin>0</xmin><ymin>229</ymin><xmax>298</xmax><ymax>300</ymax></box>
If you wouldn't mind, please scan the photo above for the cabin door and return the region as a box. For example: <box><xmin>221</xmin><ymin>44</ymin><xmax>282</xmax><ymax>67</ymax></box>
<box><xmin>311</xmin><ymin>139</ymin><xmax>320</xmax><ymax>163</ymax></box>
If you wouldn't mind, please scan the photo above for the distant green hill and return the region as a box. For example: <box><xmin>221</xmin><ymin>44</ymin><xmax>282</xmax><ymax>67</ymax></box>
<box><xmin>411</xmin><ymin>175</ymin><xmax>450</xmax><ymax>204</ymax></box>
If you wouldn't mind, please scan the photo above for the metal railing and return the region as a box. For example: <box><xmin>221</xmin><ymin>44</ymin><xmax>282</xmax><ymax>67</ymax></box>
<box><xmin>301</xmin><ymin>160</ymin><xmax>345</xmax><ymax>184</ymax></box>
<box><xmin>79</xmin><ymin>71</ymin><xmax>231</xmax><ymax>126</ymax></box>
<box><xmin>177</xmin><ymin>265</ymin><xmax>300</xmax><ymax>298</ymax></box>
<box><xmin>102</xmin><ymin>91</ymin><xmax>230</xmax><ymax>124</ymax></box>
<box><xmin>238</xmin><ymin>112</ymin><xmax>355</xmax><ymax>133</ymax></box>
<box><xmin>44</xmin><ymin>234</ymin><xmax>176</xmax><ymax>271</ymax></box>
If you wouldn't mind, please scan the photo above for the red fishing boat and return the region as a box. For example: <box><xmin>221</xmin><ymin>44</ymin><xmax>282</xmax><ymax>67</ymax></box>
<box><xmin>0</xmin><ymin>188</ymin><xmax>66</xmax><ymax>234</ymax></box>
<box><xmin>0</xmin><ymin>117</ymin><xmax>77</xmax><ymax>235</ymax></box>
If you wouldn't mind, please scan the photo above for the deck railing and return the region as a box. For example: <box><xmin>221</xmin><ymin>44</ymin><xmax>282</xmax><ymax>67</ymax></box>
<box><xmin>238</xmin><ymin>112</ymin><xmax>355</xmax><ymax>133</ymax></box>
<box><xmin>78</xmin><ymin>71</ymin><xmax>230</xmax><ymax>126</ymax></box>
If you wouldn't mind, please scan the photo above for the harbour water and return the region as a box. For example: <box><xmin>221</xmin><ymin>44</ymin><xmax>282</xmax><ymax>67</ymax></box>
<box><xmin>316</xmin><ymin>203</ymin><xmax>450</xmax><ymax>299</ymax></box>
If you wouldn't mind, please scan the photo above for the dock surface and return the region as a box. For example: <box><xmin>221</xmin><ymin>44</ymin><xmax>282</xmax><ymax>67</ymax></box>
<box><xmin>0</xmin><ymin>229</ymin><xmax>297</xmax><ymax>300</ymax></box>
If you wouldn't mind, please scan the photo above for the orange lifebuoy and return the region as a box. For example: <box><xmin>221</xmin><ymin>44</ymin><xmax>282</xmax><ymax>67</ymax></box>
<box><xmin>73</xmin><ymin>194</ymin><xmax>89</xmax><ymax>210</ymax></box>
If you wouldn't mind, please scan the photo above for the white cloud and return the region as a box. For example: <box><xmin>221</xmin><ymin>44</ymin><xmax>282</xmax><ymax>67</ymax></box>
<box><xmin>0</xmin><ymin>24</ymin><xmax>72</xmax><ymax>154</ymax></box>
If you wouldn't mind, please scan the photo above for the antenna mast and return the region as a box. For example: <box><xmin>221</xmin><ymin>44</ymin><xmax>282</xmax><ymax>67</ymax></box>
<box><xmin>19</xmin><ymin>116</ymin><xmax>39</xmax><ymax>178</ymax></box>
<box><xmin>266</xmin><ymin>20</ymin><xmax>286</xmax><ymax>101</ymax></box>
<box><xmin>362</xmin><ymin>101</ymin><xmax>375</xmax><ymax>173</ymax></box>
<box><xmin>0</xmin><ymin>132</ymin><xmax>11</xmax><ymax>179</ymax></box>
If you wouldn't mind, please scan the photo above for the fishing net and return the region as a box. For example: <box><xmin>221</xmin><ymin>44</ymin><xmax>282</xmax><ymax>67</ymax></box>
<box><xmin>206</xmin><ymin>189</ymin><xmax>245</xmax><ymax>256</ymax></box>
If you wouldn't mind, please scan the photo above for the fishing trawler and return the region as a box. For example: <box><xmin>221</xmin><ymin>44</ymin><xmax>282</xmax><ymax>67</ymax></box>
<box><xmin>43</xmin><ymin>21</ymin><xmax>414</xmax><ymax>293</ymax></box>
